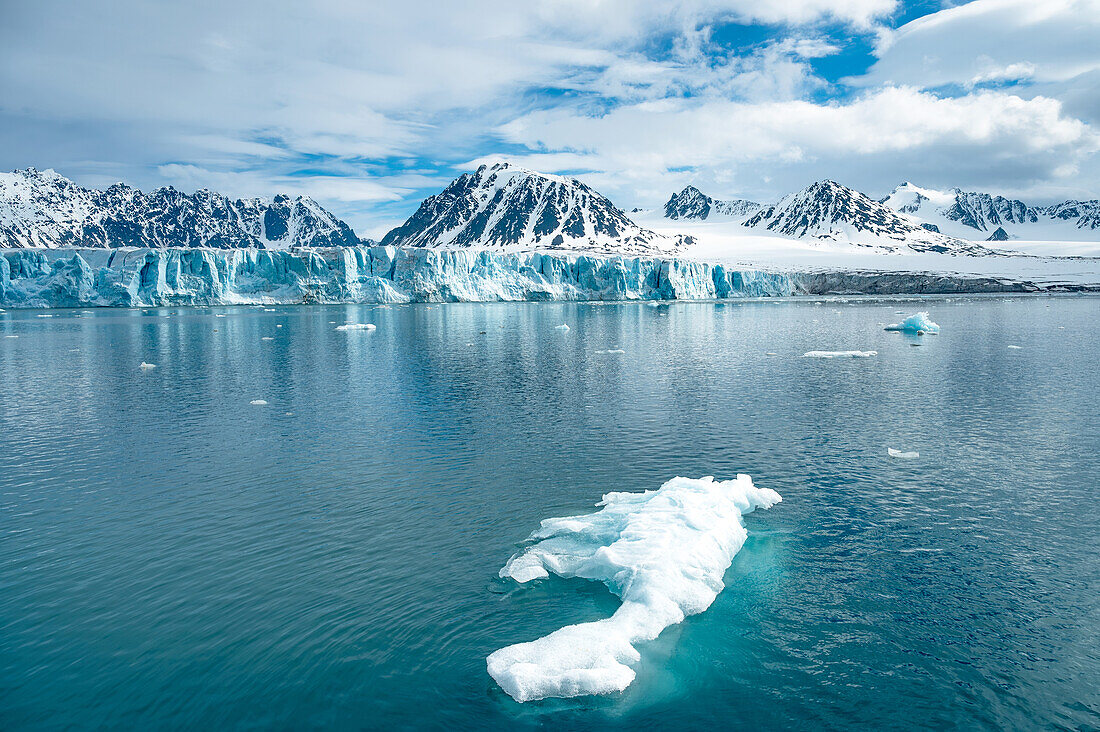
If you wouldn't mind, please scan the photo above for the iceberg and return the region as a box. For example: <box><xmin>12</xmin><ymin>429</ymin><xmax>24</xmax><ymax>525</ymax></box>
<box><xmin>802</xmin><ymin>350</ymin><xmax>877</xmax><ymax>358</ymax></box>
<box><xmin>487</xmin><ymin>475</ymin><xmax>781</xmax><ymax>703</ymax></box>
<box><xmin>249</xmin><ymin>399</ymin><xmax>268</xmax><ymax>405</ymax></box>
<box><xmin>888</xmin><ymin>448</ymin><xmax>919</xmax><ymax>459</ymax></box>
<box><xmin>554</xmin><ymin>323</ymin><xmax>570</xmax><ymax>331</ymax></box>
<box><xmin>885</xmin><ymin>312</ymin><xmax>940</xmax><ymax>334</ymax></box>
<box><xmin>138</xmin><ymin>361</ymin><xmax>156</xmax><ymax>370</ymax></box>
<box><xmin>335</xmin><ymin>323</ymin><xmax>375</xmax><ymax>331</ymax></box>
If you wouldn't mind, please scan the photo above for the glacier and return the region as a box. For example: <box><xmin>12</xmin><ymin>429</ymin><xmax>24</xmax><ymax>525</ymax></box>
<box><xmin>487</xmin><ymin>475</ymin><xmax>781</xmax><ymax>703</ymax></box>
<box><xmin>0</xmin><ymin>246</ymin><xmax>795</xmax><ymax>308</ymax></box>
<box><xmin>0</xmin><ymin>245</ymin><xmax>1068</xmax><ymax>309</ymax></box>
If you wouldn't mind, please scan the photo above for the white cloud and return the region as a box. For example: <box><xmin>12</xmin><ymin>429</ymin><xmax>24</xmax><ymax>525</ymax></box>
<box><xmin>866</xmin><ymin>0</ymin><xmax>1100</xmax><ymax>88</ymax></box>
<box><xmin>495</xmin><ymin>86</ymin><xmax>1100</xmax><ymax>204</ymax></box>
<box><xmin>0</xmin><ymin>0</ymin><xmax>1096</xmax><ymax>233</ymax></box>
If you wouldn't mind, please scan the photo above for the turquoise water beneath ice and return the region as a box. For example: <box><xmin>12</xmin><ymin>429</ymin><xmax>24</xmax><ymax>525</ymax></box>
<box><xmin>1</xmin><ymin>296</ymin><xmax>1098</xmax><ymax>729</ymax></box>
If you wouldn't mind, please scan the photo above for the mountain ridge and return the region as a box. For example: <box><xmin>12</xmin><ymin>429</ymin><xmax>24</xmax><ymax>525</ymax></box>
<box><xmin>0</xmin><ymin>168</ymin><xmax>363</xmax><ymax>249</ymax></box>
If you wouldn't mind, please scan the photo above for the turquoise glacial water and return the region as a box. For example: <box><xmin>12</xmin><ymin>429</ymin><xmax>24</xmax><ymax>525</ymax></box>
<box><xmin>1</xmin><ymin>296</ymin><xmax>1098</xmax><ymax>729</ymax></box>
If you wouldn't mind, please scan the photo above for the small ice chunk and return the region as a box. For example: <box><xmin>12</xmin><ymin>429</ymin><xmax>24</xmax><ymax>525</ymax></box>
<box><xmin>802</xmin><ymin>350</ymin><xmax>877</xmax><ymax>358</ymax></box>
<box><xmin>885</xmin><ymin>312</ymin><xmax>940</xmax><ymax>334</ymax></box>
<box><xmin>335</xmin><ymin>323</ymin><xmax>376</xmax><ymax>331</ymax></box>
<box><xmin>250</xmin><ymin>399</ymin><xmax>268</xmax><ymax>405</ymax></box>
<box><xmin>5</xmin><ymin>335</ymin><xmax>18</xmax><ymax>339</ymax></box>
<box><xmin>487</xmin><ymin>475</ymin><xmax>781</xmax><ymax>702</ymax></box>
<box><xmin>139</xmin><ymin>362</ymin><xmax>156</xmax><ymax>370</ymax></box>
<box><xmin>554</xmin><ymin>324</ymin><xmax>570</xmax><ymax>331</ymax></box>
<box><xmin>765</xmin><ymin>352</ymin><xmax>778</xmax><ymax>356</ymax></box>
<box><xmin>36</xmin><ymin>314</ymin><xmax>54</xmax><ymax>318</ymax></box>
<box><xmin>264</xmin><ymin>308</ymin><xmax>276</xmax><ymax>312</ymax></box>
<box><xmin>888</xmin><ymin>448</ymin><xmax>919</xmax><ymax>459</ymax></box>
<box><xmin>594</xmin><ymin>349</ymin><xmax>625</xmax><ymax>354</ymax></box>
<box><xmin>261</xmin><ymin>337</ymin><xmax>274</xmax><ymax>341</ymax></box>
<box><xmin>215</xmin><ymin>314</ymin><xmax>226</xmax><ymax>318</ymax></box>
<box><xmin>276</xmin><ymin>324</ymin><xmax>282</xmax><ymax>328</ymax></box>
<box><xmin>646</xmin><ymin>302</ymin><xmax>659</xmax><ymax>308</ymax></box>
<box><xmin>1007</xmin><ymin>345</ymin><xmax>1023</xmax><ymax>349</ymax></box>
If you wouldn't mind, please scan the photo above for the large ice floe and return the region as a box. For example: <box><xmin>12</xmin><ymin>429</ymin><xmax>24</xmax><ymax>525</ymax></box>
<box><xmin>487</xmin><ymin>475</ymin><xmax>781</xmax><ymax>703</ymax></box>
<box><xmin>884</xmin><ymin>311</ymin><xmax>940</xmax><ymax>334</ymax></box>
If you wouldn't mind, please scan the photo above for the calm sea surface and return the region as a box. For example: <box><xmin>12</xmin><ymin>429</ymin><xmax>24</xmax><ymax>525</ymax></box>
<box><xmin>1</xmin><ymin>296</ymin><xmax>1098</xmax><ymax>730</ymax></box>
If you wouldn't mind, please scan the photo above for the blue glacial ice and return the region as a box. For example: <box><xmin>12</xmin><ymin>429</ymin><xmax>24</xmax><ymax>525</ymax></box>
<box><xmin>885</xmin><ymin>311</ymin><xmax>940</xmax><ymax>334</ymax></box>
<box><xmin>486</xmin><ymin>475</ymin><xmax>781</xmax><ymax>702</ymax></box>
<box><xmin>0</xmin><ymin>246</ymin><xmax>795</xmax><ymax>308</ymax></box>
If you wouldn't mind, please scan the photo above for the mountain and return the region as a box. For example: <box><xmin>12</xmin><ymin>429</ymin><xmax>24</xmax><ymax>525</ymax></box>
<box><xmin>663</xmin><ymin>186</ymin><xmax>759</xmax><ymax>220</ymax></box>
<box><xmin>1047</xmin><ymin>200</ymin><xmax>1100</xmax><ymax>229</ymax></box>
<box><xmin>0</xmin><ymin>168</ymin><xmax>363</xmax><ymax>249</ymax></box>
<box><xmin>380</xmin><ymin>163</ymin><xmax>687</xmax><ymax>254</ymax></box>
<box><xmin>881</xmin><ymin>182</ymin><xmax>1100</xmax><ymax>240</ymax></box>
<box><xmin>743</xmin><ymin>180</ymin><xmax>990</xmax><ymax>254</ymax></box>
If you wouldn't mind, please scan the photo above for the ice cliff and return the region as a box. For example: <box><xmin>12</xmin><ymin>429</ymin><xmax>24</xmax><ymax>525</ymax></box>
<box><xmin>0</xmin><ymin>246</ymin><xmax>796</xmax><ymax>308</ymax></box>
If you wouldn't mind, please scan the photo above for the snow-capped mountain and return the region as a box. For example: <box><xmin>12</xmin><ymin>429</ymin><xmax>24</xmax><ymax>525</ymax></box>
<box><xmin>663</xmin><ymin>186</ymin><xmax>759</xmax><ymax>221</ymax></box>
<box><xmin>742</xmin><ymin>180</ymin><xmax>990</xmax><ymax>254</ymax></box>
<box><xmin>380</xmin><ymin>163</ymin><xmax>688</xmax><ymax>254</ymax></box>
<box><xmin>0</xmin><ymin>168</ymin><xmax>363</xmax><ymax>249</ymax></box>
<box><xmin>881</xmin><ymin>182</ymin><xmax>1100</xmax><ymax>241</ymax></box>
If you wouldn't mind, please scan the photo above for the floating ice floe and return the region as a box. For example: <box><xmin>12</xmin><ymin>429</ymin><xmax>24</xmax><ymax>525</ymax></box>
<box><xmin>36</xmin><ymin>314</ymin><xmax>53</xmax><ymax>318</ymax></box>
<box><xmin>802</xmin><ymin>350</ymin><xmax>877</xmax><ymax>358</ymax></box>
<box><xmin>885</xmin><ymin>312</ymin><xmax>940</xmax><ymax>334</ymax></box>
<box><xmin>250</xmin><ymin>399</ymin><xmax>268</xmax><ymax>405</ymax></box>
<box><xmin>888</xmin><ymin>448</ymin><xmax>919</xmax><ymax>459</ymax></box>
<box><xmin>554</xmin><ymin>324</ymin><xmax>570</xmax><ymax>331</ymax></box>
<box><xmin>215</xmin><ymin>314</ymin><xmax>226</xmax><ymax>318</ymax></box>
<box><xmin>139</xmin><ymin>362</ymin><xmax>156</xmax><ymax>370</ymax></box>
<box><xmin>645</xmin><ymin>302</ymin><xmax>660</xmax><ymax>308</ymax></box>
<box><xmin>486</xmin><ymin>474</ymin><xmax>781</xmax><ymax>703</ymax></box>
<box><xmin>5</xmin><ymin>335</ymin><xmax>18</xmax><ymax>338</ymax></box>
<box><xmin>594</xmin><ymin>349</ymin><xmax>626</xmax><ymax>354</ymax></box>
<box><xmin>335</xmin><ymin>323</ymin><xmax>376</xmax><ymax>331</ymax></box>
<box><xmin>261</xmin><ymin>337</ymin><xmax>274</xmax><ymax>341</ymax></box>
<box><xmin>1007</xmin><ymin>345</ymin><xmax>1023</xmax><ymax>349</ymax></box>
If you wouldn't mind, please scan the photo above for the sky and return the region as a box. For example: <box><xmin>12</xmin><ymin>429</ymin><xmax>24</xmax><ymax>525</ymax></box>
<box><xmin>1</xmin><ymin>0</ymin><xmax>1098</xmax><ymax>238</ymax></box>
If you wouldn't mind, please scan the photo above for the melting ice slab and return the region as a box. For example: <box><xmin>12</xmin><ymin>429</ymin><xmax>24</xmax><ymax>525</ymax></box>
<box><xmin>487</xmin><ymin>475</ymin><xmax>781</xmax><ymax>702</ymax></box>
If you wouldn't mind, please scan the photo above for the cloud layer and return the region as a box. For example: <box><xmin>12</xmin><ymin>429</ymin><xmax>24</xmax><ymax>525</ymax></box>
<box><xmin>0</xmin><ymin>0</ymin><xmax>1096</xmax><ymax>234</ymax></box>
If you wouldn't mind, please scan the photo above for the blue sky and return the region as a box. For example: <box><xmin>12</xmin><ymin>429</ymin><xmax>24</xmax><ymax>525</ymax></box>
<box><xmin>2</xmin><ymin>0</ymin><xmax>1098</xmax><ymax>237</ymax></box>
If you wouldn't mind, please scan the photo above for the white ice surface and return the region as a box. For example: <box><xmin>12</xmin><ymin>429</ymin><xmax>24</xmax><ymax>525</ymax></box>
<box><xmin>487</xmin><ymin>475</ymin><xmax>781</xmax><ymax>702</ymax></box>
<box><xmin>803</xmin><ymin>350</ymin><xmax>878</xmax><ymax>358</ymax></box>
<box><xmin>888</xmin><ymin>448</ymin><xmax>919</xmax><ymax>459</ymax></box>
<box><xmin>885</xmin><ymin>312</ymin><xmax>940</xmax><ymax>334</ymax></box>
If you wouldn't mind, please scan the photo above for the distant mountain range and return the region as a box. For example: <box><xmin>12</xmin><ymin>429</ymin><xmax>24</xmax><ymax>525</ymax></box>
<box><xmin>879</xmin><ymin>182</ymin><xmax>1100</xmax><ymax>240</ymax></box>
<box><xmin>2</xmin><ymin>165</ymin><xmax>1098</xmax><ymax>257</ymax></box>
<box><xmin>663</xmin><ymin>186</ymin><xmax>759</xmax><ymax>221</ymax></box>
<box><xmin>0</xmin><ymin>168</ymin><xmax>363</xmax><ymax>249</ymax></box>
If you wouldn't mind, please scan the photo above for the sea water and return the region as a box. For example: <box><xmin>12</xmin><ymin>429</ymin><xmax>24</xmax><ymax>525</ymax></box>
<box><xmin>1</xmin><ymin>296</ymin><xmax>1098</xmax><ymax>729</ymax></box>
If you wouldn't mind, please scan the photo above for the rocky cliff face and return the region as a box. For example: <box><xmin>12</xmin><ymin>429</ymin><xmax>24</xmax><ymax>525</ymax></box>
<box><xmin>380</xmin><ymin>163</ymin><xmax>688</xmax><ymax>254</ymax></box>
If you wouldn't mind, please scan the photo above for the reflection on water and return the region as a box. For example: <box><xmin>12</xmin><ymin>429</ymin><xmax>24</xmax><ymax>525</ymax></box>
<box><xmin>1</xmin><ymin>296</ymin><xmax>1098</xmax><ymax>729</ymax></box>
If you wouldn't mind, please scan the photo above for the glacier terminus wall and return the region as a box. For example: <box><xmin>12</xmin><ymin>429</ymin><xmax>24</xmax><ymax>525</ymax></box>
<box><xmin>0</xmin><ymin>246</ymin><xmax>802</xmax><ymax>308</ymax></box>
